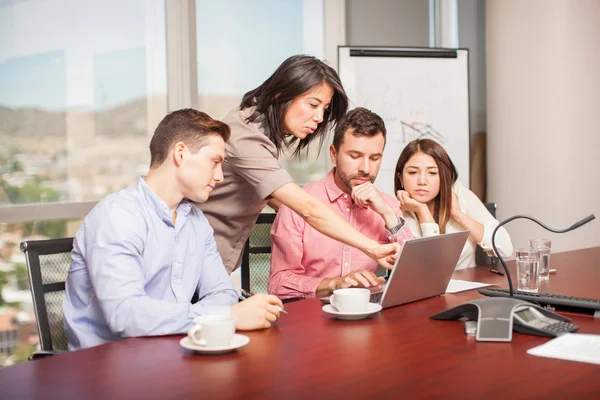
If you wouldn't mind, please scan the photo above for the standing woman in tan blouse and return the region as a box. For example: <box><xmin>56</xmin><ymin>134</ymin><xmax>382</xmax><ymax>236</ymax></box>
<box><xmin>199</xmin><ymin>55</ymin><xmax>400</xmax><ymax>275</ymax></box>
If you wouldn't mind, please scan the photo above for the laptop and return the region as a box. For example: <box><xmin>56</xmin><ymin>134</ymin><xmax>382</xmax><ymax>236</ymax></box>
<box><xmin>321</xmin><ymin>231</ymin><xmax>470</xmax><ymax>309</ymax></box>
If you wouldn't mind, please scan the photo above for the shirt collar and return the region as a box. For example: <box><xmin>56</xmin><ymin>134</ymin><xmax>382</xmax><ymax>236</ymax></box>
<box><xmin>137</xmin><ymin>177</ymin><xmax>192</xmax><ymax>225</ymax></box>
<box><xmin>324</xmin><ymin>168</ymin><xmax>348</xmax><ymax>203</ymax></box>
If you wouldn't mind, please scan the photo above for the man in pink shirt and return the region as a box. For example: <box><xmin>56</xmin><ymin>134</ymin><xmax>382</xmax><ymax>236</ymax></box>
<box><xmin>268</xmin><ymin>107</ymin><xmax>414</xmax><ymax>300</ymax></box>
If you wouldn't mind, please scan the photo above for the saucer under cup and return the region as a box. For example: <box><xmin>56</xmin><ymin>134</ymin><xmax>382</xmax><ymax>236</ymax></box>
<box><xmin>322</xmin><ymin>303</ymin><xmax>382</xmax><ymax>320</ymax></box>
<box><xmin>180</xmin><ymin>334</ymin><xmax>250</xmax><ymax>355</ymax></box>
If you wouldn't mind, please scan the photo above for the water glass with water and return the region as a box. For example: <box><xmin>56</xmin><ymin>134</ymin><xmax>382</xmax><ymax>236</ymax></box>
<box><xmin>529</xmin><ymin>239</ymin><xmax>551</xmax><ymax>280</ymax></box>
<box><xmin>516</xmin><ymin>248</ymin><xmax>540</xmax><ymax>293</ymax></box>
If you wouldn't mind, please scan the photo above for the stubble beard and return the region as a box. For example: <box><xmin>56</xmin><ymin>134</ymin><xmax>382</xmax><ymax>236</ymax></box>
<box><xmin>336</xmin><ymin>167</ymin><xmax>374</xmax><ymax>191</ymax></box>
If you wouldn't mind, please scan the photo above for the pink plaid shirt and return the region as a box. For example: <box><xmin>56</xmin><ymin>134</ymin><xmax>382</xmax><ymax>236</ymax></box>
<box><xmin>268</xmin><ymin>168</ymin><xmax>414</xmax><ymax>299</ymax></box>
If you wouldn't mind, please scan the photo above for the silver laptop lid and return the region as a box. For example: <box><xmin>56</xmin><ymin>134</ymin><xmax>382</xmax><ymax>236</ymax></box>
<box><xmin>380</xmin><ymin>231</ymin><xmax>470</xmax><ymax>309</ymax></box>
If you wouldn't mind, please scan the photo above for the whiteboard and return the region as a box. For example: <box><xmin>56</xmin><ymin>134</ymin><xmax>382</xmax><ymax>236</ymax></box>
<box><xmin>338</xmin><ymin>47</ymin><xmax>470</xmax><ymax>197</ymax></box>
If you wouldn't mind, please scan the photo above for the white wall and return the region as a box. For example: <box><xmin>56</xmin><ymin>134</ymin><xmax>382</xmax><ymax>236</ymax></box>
<box><xmin>487</xmin><ymin>0</ymin><xmax>600</xmax><ymax>253</ymax></box>
<box><xmin>345</xmin><ymin>0</ymin><xmax>429</xmax><ymax>46</ymax></box>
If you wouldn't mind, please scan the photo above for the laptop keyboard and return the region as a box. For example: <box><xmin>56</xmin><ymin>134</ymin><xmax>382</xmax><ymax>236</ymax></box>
<box><xmin>370</xmin><ymin>291</ymin><xmax>384</xmax><ymax>303</ymax></box>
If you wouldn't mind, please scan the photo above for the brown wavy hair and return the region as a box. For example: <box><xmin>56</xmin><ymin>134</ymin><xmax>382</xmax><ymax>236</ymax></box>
<box><xmin>393</xmin><ymin>139</ymin><xmax>458</xmax><ymax>233</ymax></box>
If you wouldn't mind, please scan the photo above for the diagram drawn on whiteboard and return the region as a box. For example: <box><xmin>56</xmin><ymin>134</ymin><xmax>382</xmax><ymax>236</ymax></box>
<box><xmin>400</xmin><ymin>121</ymin><xmax>446</xmax><ymax>145</ymax></box>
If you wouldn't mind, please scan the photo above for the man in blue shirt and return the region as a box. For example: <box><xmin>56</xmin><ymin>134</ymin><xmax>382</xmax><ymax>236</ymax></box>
<box><xmin>63</xmin><ymin>109</ymin><xmax>283</xmax><ymax>350</ymax></box>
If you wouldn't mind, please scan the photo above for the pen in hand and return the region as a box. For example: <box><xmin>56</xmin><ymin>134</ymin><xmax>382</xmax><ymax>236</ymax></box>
<box><xmin>240</xmin><ymin>288</ymin><xmax>288</xmax><ymax>314</ymax></box>
<box><xmin>488</xmin><ymin>268</ymin><xmax>505</xmax><ymax>276</ymax></box>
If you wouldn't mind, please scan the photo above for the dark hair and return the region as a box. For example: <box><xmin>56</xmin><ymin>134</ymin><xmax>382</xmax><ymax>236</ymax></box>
<box><xmin>240</xmin><ymin>55</ymin><xmax>348</xmax><ymax>157</ymax></box>
<box><xmin>149</xmin><ymin>108</ymin><xmax>230</xmax><ymax>168</ymax></box>
<box><xmin>393</xmin><ymin>139</ymin><xmax>458</xmax><ymax>233</ymax></box>
<box><xmin>332</xmin><ymin>107</ymin><xmax>387</xmax><ymax>151</ymax></box>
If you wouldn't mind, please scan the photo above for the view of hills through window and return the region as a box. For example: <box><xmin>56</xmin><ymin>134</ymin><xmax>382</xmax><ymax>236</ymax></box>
<box><xmin>0</xmin><ymin>0</ymin><xmax>167</xmax><ymax>367</ymax></box>
<box><xmin>1</xmin><ymin>0</ymin><xmax>326</xmax><ymax>366</ymax></box>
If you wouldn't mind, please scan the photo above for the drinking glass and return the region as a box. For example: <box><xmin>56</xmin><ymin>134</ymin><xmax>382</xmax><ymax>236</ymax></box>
<box><xmin>529</xmin><ymin>239</ymin><xmax>551</xmax><ymax>280</ymax></box>
<box><xmin>515</xmin><ymin>248</ymin><xmax>540</xmax><ymax>293</ymax></box>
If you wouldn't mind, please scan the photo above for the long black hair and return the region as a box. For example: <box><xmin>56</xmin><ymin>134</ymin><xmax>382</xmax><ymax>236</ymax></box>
<box><xmin>240</xmin><ymin>55</ymin><xmax>348</xmax><ymax>157</ymax></box>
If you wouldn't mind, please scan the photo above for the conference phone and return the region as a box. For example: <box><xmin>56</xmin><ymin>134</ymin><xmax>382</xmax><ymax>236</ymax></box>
<box><xmin>512</xmin><ymin>305</ymin><xmax>579</xmax><ymax>338</ymax></box>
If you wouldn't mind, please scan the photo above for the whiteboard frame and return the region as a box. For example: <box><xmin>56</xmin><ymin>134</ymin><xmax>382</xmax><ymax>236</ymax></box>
<box><xmin>337</xmin><ymin>45</ymin><xmax>471</xmax><ymax>191</ymax></box>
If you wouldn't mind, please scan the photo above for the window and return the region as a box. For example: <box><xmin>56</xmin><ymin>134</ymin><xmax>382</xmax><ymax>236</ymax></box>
<box><xmin>1</xmin><ymin>0</ymin><xmax>346</xmax><ymax>368</ymax></box>
<box><xmin>0</xmin><ymin>0</ymin><xmax>167</xmax><ymax>367</ymax></box>
<box><xmin>195</xmin><ymin>0</ymin><xmax>329</xmax><ymax>185</ymax></box>
<box><xmin>0</xmin><ymin>0</ymin><xmax>167</xmax><ymax>206</ymax></box>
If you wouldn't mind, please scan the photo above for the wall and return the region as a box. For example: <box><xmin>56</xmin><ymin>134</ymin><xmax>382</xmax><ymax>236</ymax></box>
<box><xmin>458</xmin><ymin>0</ymin><xmax>486</xmax><ymax>137</ymax></box>
<box><xmin>345</xmin><ymin>0</ymin><xmax>429</xmax><ymax>46</ymax></box>
<box><xmin>487</xmin><ymin>0</ymin><xmax>600</xmax><ymax>253</ymax></box>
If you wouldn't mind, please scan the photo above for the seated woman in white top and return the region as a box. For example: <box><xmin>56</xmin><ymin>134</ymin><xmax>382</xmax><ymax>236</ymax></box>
<box><xmin>394</xmin><ymin>138</ymin><xmax>513</xmax><ymax>270</ymax></box>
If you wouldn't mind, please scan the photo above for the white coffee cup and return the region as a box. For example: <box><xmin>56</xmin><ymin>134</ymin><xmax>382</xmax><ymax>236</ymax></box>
<box><xmin>187</xmin><ymin>315</ymin><xmax>236</xmax><ymax>347</ymax></box>
<box><xmin>330</xmin><ymin>288</ymin><xmax>370</xmax><ymax>313</ymax></box>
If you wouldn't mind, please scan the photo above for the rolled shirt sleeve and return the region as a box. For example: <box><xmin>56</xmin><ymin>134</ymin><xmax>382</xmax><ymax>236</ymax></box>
<box><xmin>268</xmin><ymin>205</ymin><xmax>323</xmax><ymax>299</ymax></box>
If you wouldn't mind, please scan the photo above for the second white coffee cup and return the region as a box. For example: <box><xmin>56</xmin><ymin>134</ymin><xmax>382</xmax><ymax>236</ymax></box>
<box><xmin>187</xmin><ymin>315</ymin><xmax>236</xmax><ymax>347</ymax></box>
<box><xmin>330</xmin><ymin>288</ymin><xmax>370</xmax><ymax>313</ymax></box>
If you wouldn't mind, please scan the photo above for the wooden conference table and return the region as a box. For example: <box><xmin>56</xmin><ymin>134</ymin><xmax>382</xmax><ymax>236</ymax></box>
<box><xmin>1</xmin><ymin>247</ymin><xmax>599</xmax><ymax>399</ymax></box>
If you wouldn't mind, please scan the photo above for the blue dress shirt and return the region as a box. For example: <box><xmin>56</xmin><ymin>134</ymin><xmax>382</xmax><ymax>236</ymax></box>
<box><xmin>63</xmin><ymin>178</ymin><xmax>238</xmax><ymax>350</ymax></box>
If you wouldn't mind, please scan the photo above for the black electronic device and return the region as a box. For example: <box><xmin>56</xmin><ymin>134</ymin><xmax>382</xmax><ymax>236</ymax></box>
<box><xmin>512</xmin><ymin>305</ymin><xmax>579</xmax><ymax>337</ymax></box>
<box><xmin>431</xmin><ymin>214</ymin><xmax>595</xmax><ymax>342</ymax></box>
<box><xmin>431</xmin><ymin>297</ymin><xmax>575</xmax><ymax>341</ymax></box>
<box><xmin>479</xmin><ymin>287</ymin><xmax>600</xmax><ymax>316</ymax></box>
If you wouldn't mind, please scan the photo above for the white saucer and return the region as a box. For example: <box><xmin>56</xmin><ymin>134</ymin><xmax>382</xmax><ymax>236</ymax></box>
<box><xmin>180</xmin><ymin>334</ymin><xmax>250</xmax><ymax>355</ymax></box>
<box><xmin>322</xmin><ymin>303</ymin><xmax>382</xmax><ymax>320</ymax></box>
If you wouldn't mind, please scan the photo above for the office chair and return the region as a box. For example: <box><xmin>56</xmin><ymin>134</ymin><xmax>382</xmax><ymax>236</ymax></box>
<box><xmin>20</xmin><ymin>237</ymin><xmax>74</xmax><ymax>359</ymax></box>
<box><xmin>475</xmin><ymin>202</ymin><xmax>500</xmax><ymax>266</ymax></box>
<box><xmin>241</xmin><ymin>213</ymin><xmax>276</xmax><ymax>294</ymax></box>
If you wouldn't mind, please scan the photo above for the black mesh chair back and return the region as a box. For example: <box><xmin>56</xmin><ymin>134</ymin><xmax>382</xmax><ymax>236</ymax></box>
<box><xmin>20</xmin><ymin>237</ymin><xmax>74</xmax><ymax>353</ymax></box>
<box><xmin>241</xmin><ymin>213</ymin><xmax>276</xmax><ymax>294</ymax></box>
<box><xmin>475</xmin><ymin>203</ymin><xmax>499</xmax><ymax>265</ymax></box>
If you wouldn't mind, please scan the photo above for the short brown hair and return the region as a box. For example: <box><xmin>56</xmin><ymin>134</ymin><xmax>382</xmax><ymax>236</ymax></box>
<box><xmin>394</xmin><ymin>139</ymin><xmax>458</xmax><ymax>233</ymax></box>
<box><xmin>149</xmin><ymin>109</ymin><xmax>230</xmax><ymax>168</ymax></box>
<box><xmin>332</xmin><ymin>107</ymin><xmax>386</xmax><ymax>151</ymax></box>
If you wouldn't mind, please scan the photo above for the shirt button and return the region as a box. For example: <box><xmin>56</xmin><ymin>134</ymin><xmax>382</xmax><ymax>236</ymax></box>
<box><xmin>344</xmin><ymin>194</ymin><xmax>348</xmax><ymax>199</ymax></box>
<box><xmin>346</xmin><ymin>208</ymin><xmax>350</xmax><ymax>212</ymax></box>
<box><xmin>344</xmin><ymin>262</ymin><xmax>348</xmax><ymax>267</ymax></box>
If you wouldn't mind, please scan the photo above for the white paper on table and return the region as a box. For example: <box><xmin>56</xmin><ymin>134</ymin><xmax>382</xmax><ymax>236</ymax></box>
<box><xmin>445</xmin><ymin>279</ymin><xmax>493</xmax><ymax>294</ymax></box>
<box><xmin>527</xmin><ymin>333</ymin><xmax>600</xmax><ymax>365</ymax></box>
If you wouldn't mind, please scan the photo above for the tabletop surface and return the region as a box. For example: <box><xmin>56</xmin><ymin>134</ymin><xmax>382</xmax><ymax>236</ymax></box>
<box><xmin>1</xmin><ymin>247</ymin><xmax>599</xmax><ymax>399</ymax></box>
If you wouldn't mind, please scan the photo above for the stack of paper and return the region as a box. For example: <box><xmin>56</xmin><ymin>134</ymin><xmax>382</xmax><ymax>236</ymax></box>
<box><xmin>445</xmin><ymin>279</ymin><xmax>493</xmax><ymax>294</ymax></box>
<box><xmin>527</xmin><ymin>333</ymin><xmax>600</xmax><ymax>365</ymax></box>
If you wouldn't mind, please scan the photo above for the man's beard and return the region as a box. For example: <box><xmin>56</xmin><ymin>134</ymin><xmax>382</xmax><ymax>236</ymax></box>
<box><xmin>337</xmin><ymin>168</ymin><xmax>375</xmax><ymax>191</ymax></box>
